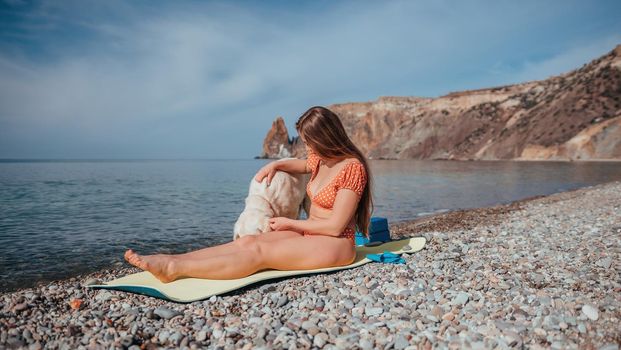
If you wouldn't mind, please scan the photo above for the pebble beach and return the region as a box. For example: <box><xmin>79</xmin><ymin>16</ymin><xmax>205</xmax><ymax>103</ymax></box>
<box><xmin>1</xmin><ymin>180</ymin><xmax>620</xmax><ymax>350</ymax></box>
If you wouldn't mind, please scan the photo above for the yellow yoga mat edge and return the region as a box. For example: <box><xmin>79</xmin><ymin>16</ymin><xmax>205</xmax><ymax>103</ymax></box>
<box><xmin>86</xmin><ymin>236</ymin><xmax>426</xmax><ymax>303</ymax></box>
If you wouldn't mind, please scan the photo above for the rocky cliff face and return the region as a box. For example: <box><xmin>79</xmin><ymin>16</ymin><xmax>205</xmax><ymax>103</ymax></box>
<box><xmin>260</xmin><ymin>44</ymin><xmax>621</xmax><ymax>160</ymax></box>
<box><xmin>261</xmin><ymin>117</ymin><xmax>298</xmax><ymax>158</ymax></box>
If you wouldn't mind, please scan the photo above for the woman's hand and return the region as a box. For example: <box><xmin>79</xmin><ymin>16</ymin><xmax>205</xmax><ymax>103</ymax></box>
<box><xmin>268</xmin><ymin>217</ymin><xmax>294</xmax><ymax>231</ymax></box>
<box><xmin>254</xmin><ymin>162</ymin><xmax>278</xmax><ymax>186</ymax></box>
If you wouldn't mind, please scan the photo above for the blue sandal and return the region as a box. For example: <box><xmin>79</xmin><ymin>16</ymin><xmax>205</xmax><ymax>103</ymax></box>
<box><xmin>366</xmin><ymin>251</ymin><xmax>406</xmax><ymax>264</ymax></box>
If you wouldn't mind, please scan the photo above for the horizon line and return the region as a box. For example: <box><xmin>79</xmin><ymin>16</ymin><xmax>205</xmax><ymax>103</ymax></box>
<box><xmin>0</xmin><ymin>157</ymin><xmax>266</xmax><ymax>162</ymax></box>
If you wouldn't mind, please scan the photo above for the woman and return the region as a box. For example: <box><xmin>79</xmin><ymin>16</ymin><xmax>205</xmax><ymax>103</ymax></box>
<box><xmin>124</xmin><ymin>106</ymin><xmax>373</xmax><ymax>282</ymax></box>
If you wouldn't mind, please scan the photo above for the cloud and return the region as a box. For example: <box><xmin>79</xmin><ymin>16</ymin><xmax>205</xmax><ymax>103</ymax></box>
<box><xmin>0</xmin><ymin>0</ymin><xmax>620</xmax><ymax>158</ymax></box>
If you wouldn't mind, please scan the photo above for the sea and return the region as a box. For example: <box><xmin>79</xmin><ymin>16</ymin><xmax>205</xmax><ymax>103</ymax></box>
<box><xmin>1</xmin><ymin>158</ymin><xmax>621</xmax><ymax>292</ymax></box>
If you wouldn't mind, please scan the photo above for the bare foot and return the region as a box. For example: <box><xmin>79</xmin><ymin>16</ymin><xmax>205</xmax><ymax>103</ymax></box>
<box><xmin>124</xmin><ymin>249</ymin><xmax>178</xmax><ymax>283</ymax></box>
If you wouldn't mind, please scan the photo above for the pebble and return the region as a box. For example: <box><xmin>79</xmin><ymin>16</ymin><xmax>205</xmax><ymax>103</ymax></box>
<box><xmin>83</xmin><ymin>278</ymin><xmax>101</xmax><ymax>286</ymax></box>
<box><xmin>168</xmin><ymin>331</ymin><xmax>182</xmax><ymax>345</ymax></box>
<box><xmin>158</xmin><ymin>330</ymin><xmax>170</xmax><ymax>344</ymax></box>
<box><xmin>14</xmin><ymin>303</ymin><xmax>28</xmax><ymax>312</ymax></box>
<box><xmin>276</xmin><ymin>295</ymin><xmax>288</xmax><ymax>307</ymax></box>
<box><xmin>442</xmin><ymin>312</ymin><xmax>455</xmax><ymax>321</ymax></box>
<box><xmin>365</xmin><ymin>307</ymin><xmax>383</xmax><ymax>316</ymax></box>
<box><xmin>452</xmin><ymin>292</ymin><xmax>470</xmax><ymax>306</ymax></box>
<box><xmin>582</xmin><ymin>304</ymin><xmax>599</xmax><ymax>321</ymax></box>
<box><xmin>394</xmin><ymin>334</ymin><xmax>409</xmax><ymax>349</ymax></box>
<box><xmin>578</xmin><ymin>323</ymin><xmax>587</xmax><ymax>333</ymax></box>
<box><xmin>196</xmin><ymin>330</ymin><xmax>207</xmax><ymax>342</ymax></box>
<box><xmin>596</xmin><ymin>258</ymin><xmax>612</xmax><ymax>269</ymax></box>
<box><xmin>154</xmin><ymin>306</ymin><xmax>182</xmax><ymax>320</ymax></box>
<box><xmin>313</xmin><ymin>333</ymin><xmax>329</xmax><ymax>348</ymax></box>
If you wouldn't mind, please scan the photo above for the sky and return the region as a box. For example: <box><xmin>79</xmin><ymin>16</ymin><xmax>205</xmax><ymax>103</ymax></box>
<box><xmin>0</xmin><ymin>0</ymin><xmax>620</xmax><ymax>159</ymax></box>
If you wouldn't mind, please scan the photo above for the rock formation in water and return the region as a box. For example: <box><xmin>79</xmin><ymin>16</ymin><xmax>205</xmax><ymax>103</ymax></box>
<box><xmin>260</xmin><ymin>44</ymin><xmax>621</xmax><ymax>161</ymax></box>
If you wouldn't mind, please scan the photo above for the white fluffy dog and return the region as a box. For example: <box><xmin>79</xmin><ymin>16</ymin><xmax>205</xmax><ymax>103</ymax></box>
<box><xmin>233</xmin><ymin>158</ymin><xmax>310</xmax><ymax>240</ymax></box>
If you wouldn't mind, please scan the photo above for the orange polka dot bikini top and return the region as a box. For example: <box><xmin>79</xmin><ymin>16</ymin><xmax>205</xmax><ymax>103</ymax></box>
<box><xmin>305</xmin><ymin>150</ymin><xmax>368</xmax><ymax>210</ymax></box>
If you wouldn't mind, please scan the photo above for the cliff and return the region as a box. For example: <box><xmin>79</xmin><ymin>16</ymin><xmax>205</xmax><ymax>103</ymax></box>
<box><xmin>260</xmin><ymin>44</ymin><xmax>621</xmax><ymax>161</ymax></box>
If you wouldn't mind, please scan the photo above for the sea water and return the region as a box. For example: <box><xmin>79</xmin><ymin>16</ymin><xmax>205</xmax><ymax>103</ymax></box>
<box><xmin>1</xmin><ymin>158</ymin><xmax>620</xmax><ymax>292</ymax></box>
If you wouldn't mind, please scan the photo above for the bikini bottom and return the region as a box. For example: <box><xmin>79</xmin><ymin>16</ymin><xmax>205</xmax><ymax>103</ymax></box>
<box><xmin>303</xmin><ymin>227</ymin><xmax>356</xmax><ymax>245</ymax></box>
<box><xmin>338</xmin><ymin>227</ymin><xmax>356</xmax><ymax>246</ymax></box>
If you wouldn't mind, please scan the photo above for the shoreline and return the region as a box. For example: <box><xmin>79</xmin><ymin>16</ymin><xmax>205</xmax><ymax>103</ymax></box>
<box><xmin>0</xmin><ymin>182</ymin><xmax>583</xmax><ymax>296</ymax></box>
<box><xmin>0</xmin><ymin>183</ymin><xmax>583</xmax><ymax>295</ymax></box>
<box><xmin>1</xmin><ymin>180</ymin><xmax>620</xmax><ymax>349</ymax></box>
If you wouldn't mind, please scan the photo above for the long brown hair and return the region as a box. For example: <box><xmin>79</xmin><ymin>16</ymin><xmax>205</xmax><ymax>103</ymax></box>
<box><xmin>295</xmin><ymin>106</ymin><xmax>374</xmax><ymax>238</ymax></box>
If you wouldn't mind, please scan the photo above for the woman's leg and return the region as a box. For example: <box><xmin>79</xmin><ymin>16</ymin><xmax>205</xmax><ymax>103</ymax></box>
<box><xmin>125</xmin><ymin>233</ymin><xmax>354</xmax><ymax>282</ymax></box>
<box><xmin>124</xmin><ymin>236</ymin><xmax>266</xmax><ymax>282</ymax></box>
<box><xmin>123</xmin><ymin>230</ymin><xmax>303</xmax><ymax>282</ymax></box>
<box><xmin>172</xmin><ymin>230</ymin><xmax>302</xmax><ymax>261</ymax></box>
<box><xmin>173</xmin><ymin>240</ymin><xmax>239</xmax><ymax>260</ymax></box>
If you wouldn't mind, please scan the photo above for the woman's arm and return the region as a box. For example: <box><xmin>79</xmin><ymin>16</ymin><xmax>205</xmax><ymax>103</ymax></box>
<box><xmin>255</xmin><ymin>158</ymin><xmax>309</xmax><ymax>184</ymax></box>
<box><xmin>274</xmin><ymin>158</ymin><xmax>310</xmax><ymax>174</ymax></box>
<box><xmin>269</xmin><ymin>189</ymin><xmax>361</xmax><ymax>236</ymax></box>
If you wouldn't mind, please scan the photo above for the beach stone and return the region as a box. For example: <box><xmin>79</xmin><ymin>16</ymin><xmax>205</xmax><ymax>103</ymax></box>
<box><xmin>103</xmin><ymin>331</ymin><xmax>114</xmax><ymax>342</ymax></box>
<box><xmin>359</xmin><ymin>338</ymin><xmax>374</xmax><ymax>350</ymax></box>
<box><xmin>442</xmin><ymin>312</ymin><xmax>455</xmax><ymax>321</ymax></box>
<box><xmin>365</xmin><ymin>307</ymin><xmax>383</xmax><ymax>316</ymax></box>
<box><xmin>14</xmin><ymin>302</ymin><xmax>28</xmax><ymax>312</ymax></box>
<box><xmin>212</xmin><ymin>328</ymin><xmax>224</xmax><ymax>339</ymax></box>
<box><xmin>169</xmin><ymin>331</ymin><xmax>183</xmax><ymax>345</ymax></box>
<box><xmin>313</xmin><ymin>333</ymin><xmax>329</xmax><ymax>348</ymax></box>
<box><xmin>578</xmin><ymin>323</ymin><xmax>587</xmax><ymax>333</ymax></box>
<box><xmin>95</xmin><ymin>291</ymin><xmax>113</xmax><ymax>302</ymax></box>
<box><xmin>596</xmin><ymin>258</ymin><xmax>612</xmax><ymax>269</ymax></box>
<box><xmin>192</xmin><ymin>319</ymin><xmax>206</xmax><ymax>330</ymax></box>
<box><xmin>196</xmin><ymin>330</ymin><xmax>207</xmax><ymax>342</ymax></box>
<box><xmin>84</xmin><ymin>278</ymin><xmax>100</xmax><ymax>286</ymax></box>
<box><xmin>431</xmin><ymin>306</ymin><xmax>443</xmax><ymax>317</ymax></box>
<box><xmin>158</xmin><ymin>330</ymin><xmax>170</xmax><ymax>344</ymax></box>
<box><xmin>154</xmin><ymin>306</ymin><xmax>182</xmax><ymax>320</ymax></box>
<box><xmin>120</xmin><ymin>335</ymin><xmax>134</xmax><ymax>347</ymax></box>
<box><xmin>335</xmin><ymin>335</ymin><xmax>357</xmax><ymax>348</ymax></box>
<box><xmin>307</xmin><ymin>326</ymin><xmax>320</xmax><ymax>336</ymax></box>
<box><xmin>301</xmin><ymin>320</ymin><xmax>317</xmax><ymax>330</ymax></box>
<box><xmin>452</xmin><ymin>292</ymin><xmax>469</xmax><ymax>306</ymax></box>
<box><xmin>24</xmin><ymin>292</ymin><xmax>39</xmax><ymax>301</ymax></box>
<box><xmin>6</xmin><ymin>336</ymin><xmax>25</xmax><ymax>348</ymax></box>
<box><xmin>394</xmin><ymin>334</ymin><xmax>409</xmax><ymax>349</ymax></box>
<box><xmin>142</xmin><ymin>326</ymin><xmax>156</xmax><ymax>338</ymax></box>
<box><xmin>277</xmin><ymin>295</ymin><xmax>289</xmax><ymax>307</ymax></box>
<box><xmin>145</xmin><ymin>309</ymin><xmax>160</xmax><ymax>320</ymax></box>
<box><xmin>582</xmin><ymin>305</ymin><xmax>599</xmax><ymax>321</ymax></box>
<box><xmin>503</xmin><ymin>331</ymin><xmax>522</xmax><ymax>347</ymax></box>
<box><xmin>256</xmin><ymin>327</ymin><xmax>268</xmax><ymax>339</ymax></box>
<box><xmin>248</xmin><ymin>316</ymin><xmax>264</xmax><ymax>326</ymax></box>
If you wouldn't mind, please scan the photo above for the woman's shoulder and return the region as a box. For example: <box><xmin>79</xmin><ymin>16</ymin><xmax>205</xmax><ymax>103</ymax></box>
<box><xmin>338</xmin><ymin>158</ymin><xmax>366</xmax><ymax>178</ymax></box>
<box><xmin>336</xmin><ymin>158</ymin><xmax>367</xmax><ymax>195</ymax></box>
<box><xmin>340</xmin><ymin>157</ymin><xmax>364</xmax><ymax>168</ymax></box>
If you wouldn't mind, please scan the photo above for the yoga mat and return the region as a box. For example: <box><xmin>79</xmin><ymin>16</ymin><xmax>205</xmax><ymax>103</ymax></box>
<box><xmin>86</xmin><ymin>236</ymin><xmax>426</xmax><ymax>303</ymax></box>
